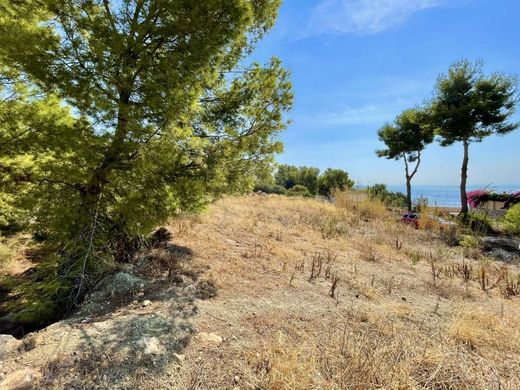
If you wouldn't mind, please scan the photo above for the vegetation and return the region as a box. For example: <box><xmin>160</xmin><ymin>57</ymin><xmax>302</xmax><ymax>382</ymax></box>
<box><xmin>376</xmin><ymin>108</ymin><xmax>433</xmax><ymax>211</ymax></box>
<box><xmin>505</xmin><ymin>204</ymin><xmax>520</xmax><ymax>234</ymax></box>
<box><xmin>0</xmin><ymin>0</ymin><xmax>291</xmax><ymax>323</ymax></box>
<box><xmin>286</xmin><ymin>184</ymin><xmax>312</xmax><ymax>197</ymax></box>
<box><xmin>272</xmin><ymin>164</ymin><xmax>354</xmax><ymax>197</ymax></box>
<box><xmin>366</xmin><ymin>184</ymin><xmax>407</xmax><ymax>208</ymax></box>
<box><xmin>429</xmin><ymin>60</ymin><xmax>519</xmax><ymax>216</ymax></box>
<box><xmin>317</xmin><ymin>168</ymin><xmax>354</xmax><ymax>196</ymax></box>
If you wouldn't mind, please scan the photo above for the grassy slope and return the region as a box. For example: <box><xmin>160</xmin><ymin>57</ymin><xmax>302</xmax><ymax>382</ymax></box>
<box><xmin>2</xmin><ymin>194</ymin><xmax>520</xmax><ymax>389</ymax></box>
<box><xmin>160</xmin><ymin>194</ymin><xmax>520</xmax><ymax>389</ymax></box>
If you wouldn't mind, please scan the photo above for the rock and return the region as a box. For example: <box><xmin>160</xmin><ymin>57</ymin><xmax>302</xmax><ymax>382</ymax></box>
<box><xmin>137</xmin><ymin>336</ymin><xmax>165</xmax><ymax>355</ymax></box>
<box><xmin>142</xmin><ymin>300</ymin><xmax>151</xmax><ymax>307</ymax></box>
<box><xmin>489</xmin><ymin>248</ymin><xmax>519</xmax><ymax>262</ymax></box>
<box><xmin>0</xmin><ymin>368</ymin><xmax>40</xmax><ymax>390</ymax></box>
<box><xmin>233</xmin><ymin>375</ymin><xmax>240</xmax><ymax>384</ymax></box>
<box><xmin>172</xmin><ymin>353</ymin><xmax>185</xmax><ymax>364</ymax></box>
<box><xmin>19</xmin><ymin>334</ymin><xmax>40</xmax><ymax>352</ymax></box>
<box><xmin>89</xmin><ymin>273</ymin><xmax>145</xmax><ymax>303</ymax></box>
<box><xmin>195</xmin><ymin>332</ymin><xmax>223</xmax><ymax>346</ymax></box>
<box><xmin>0</xmin><ymin>334</ymin><xmax>22</xmax><ymax>359</ymax></box>
<box><xmin>482</xmin><ymin>236</ymin><xmax>520</xmax><ymax>252</ymax></box>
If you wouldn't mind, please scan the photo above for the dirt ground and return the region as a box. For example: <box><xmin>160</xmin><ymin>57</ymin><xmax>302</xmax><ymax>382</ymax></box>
<box><xmin>1</xmin><ymin>194</ymin><xmax>520</xmax><ymax>389</ymax></box>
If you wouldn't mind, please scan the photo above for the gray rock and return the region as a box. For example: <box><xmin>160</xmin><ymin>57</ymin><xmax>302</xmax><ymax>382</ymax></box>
<box><xmin>481</xmin><ymin>236</ymin><xmax>520</xmax><ymax>252</ymax></box>
<box><xmin>89</xmin><ymin>272</ymin><xmax>145</xmax><ymax>303</ymax></box>
<box><xmin>0</xmin><ymin>334</ymin><xmax>22</xmax><ymax>359</ymax></box>
<box><xmin>489</xmin><ymin>248</ymin><xmax>520</xmax><ymax>263</ymax></box>
<box><xmin>137</xmin><ymin>336</ymin><xmax>165</xmax><ymax>355</ymax></box>
<box><xmin>0</xmin><ymin>368</ymin><xmax>40</xmax><ymax>390</ymax></box>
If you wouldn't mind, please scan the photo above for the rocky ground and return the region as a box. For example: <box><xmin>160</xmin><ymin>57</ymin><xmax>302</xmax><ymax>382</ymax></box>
<box><xmin>1</xmin><ymin>195</ymin><xmax>520</xmax><ymax>389</ymax></box>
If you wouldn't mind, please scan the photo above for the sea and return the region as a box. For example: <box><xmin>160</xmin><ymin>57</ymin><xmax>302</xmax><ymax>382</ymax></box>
<box><xmin>361</xmin><ymin>184</ymin><xmax>520</xmax><ymax>208</ymax></box>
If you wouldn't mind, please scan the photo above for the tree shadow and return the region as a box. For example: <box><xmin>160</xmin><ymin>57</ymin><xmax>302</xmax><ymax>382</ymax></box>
<box><xmin>38</xmin><ymin>253</ymin><xmax>214</xmax><ymax>388</ymax></box>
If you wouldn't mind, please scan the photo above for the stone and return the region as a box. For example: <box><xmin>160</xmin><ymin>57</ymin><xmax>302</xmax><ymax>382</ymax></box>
<box><xmin>172</xmin><ymin>353</ymin><xmax>185</xmax><ymax>364</ymax></box>
<box><xmin>195</xmin><ymin>332</ymin><xmax>223</xmax><ymax>346</ymax></box>
<box><xmin>87</xmin><ymin>272</ymin><xmax>145</xmax><ymax>306</ymax></box>
<box><xmin>142</xmin><ymin>300</ymin><xmax>151</xmax><ymax>307</ymax></box>
<box><xmin>137</xmin><ymin>336</ymin><xmax>165</xmax><ymax>355</ymax></box>
<box><xmin>481</xmin><ymin>236</ymin><xmax>520</xmax><ymax>252</ymax></box>
<box><xmin>489</xmin><ymin>248</ymin><xmax>519</xmax><ymax>263</ymax></box>
<box><xmin>0</xmin><ymin>368</ymin><xmax>40</xmax><ymax>390</ymax></box>
<box><xmin>0</xmin><ymin>334</ymin><xmax>22</xmax><ymax>359</ymax></box>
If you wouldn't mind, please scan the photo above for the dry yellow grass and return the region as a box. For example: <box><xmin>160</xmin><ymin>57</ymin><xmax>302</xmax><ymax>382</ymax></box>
<box><xmin>156</xmin><ymin>194</ymin><xmax>520</xmax><ymax>389</ymax></box>
<box><xmin>4</xmin><ymin>193</ymin><xmax>520</xmax><ymax>389</ymax></box>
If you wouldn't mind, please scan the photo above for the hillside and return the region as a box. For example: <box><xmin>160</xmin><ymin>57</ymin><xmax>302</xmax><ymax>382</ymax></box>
<box><xmin>1</xmin><ymin>195</ymin><xmax>520</xmax><ymax>389</ymax></box>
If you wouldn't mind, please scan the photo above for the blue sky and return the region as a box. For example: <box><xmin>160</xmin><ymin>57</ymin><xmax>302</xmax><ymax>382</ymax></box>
<box><xmin>250</xmin><ymin>0</ymin><xmax>520</xmax><ymax>186</ymax></box>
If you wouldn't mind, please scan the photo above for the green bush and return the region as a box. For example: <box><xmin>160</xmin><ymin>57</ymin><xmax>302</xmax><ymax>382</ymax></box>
<box><xmin>286</xmin><ymin>185</ymin><xmax>312</xmax><ymax>197</ymax></box>
<box><xmin>253</xmin><ymin>183</ymin><xmax>287</xmax><ymax>195</ymax></box>
<box><xmin>367</xmin><ymin>184</ymin><xmax>407</xmax><ymax>208</ymax></box>
<box><xmin>464</xmin><ymin>212</ymin><xmax>493</xmax><ymax>235</ymax></box>
<box><xmin>504</xmin><ymin>204</ymin><xmax>520</xmax><ymax>234</ymax></box>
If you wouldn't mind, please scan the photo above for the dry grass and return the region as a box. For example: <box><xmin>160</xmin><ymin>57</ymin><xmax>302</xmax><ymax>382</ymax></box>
<box><xmin>148</xmin><ymin>193</ymin><xmax>520</xmax><ymax>390</ymax></box>
<box><xmin>5</xmin><ymin>193</ymin><xmax>520</xmax><ymax>389</ymax></box>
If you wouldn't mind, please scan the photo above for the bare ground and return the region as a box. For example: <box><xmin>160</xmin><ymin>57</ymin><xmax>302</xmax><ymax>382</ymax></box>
<box><xmin>1</xmin><ymin>194</ymin><xmax>520</xmax><ymax>389</ymax></box>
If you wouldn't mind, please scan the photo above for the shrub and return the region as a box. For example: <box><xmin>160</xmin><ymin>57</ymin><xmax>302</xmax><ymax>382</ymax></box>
<box><xmin>287</xmin><ymin>185</ymin><xmax>312</xmax><ymax>198</ymax></box>
<box><xmin>367</xmin><ymin>184</ymin><xmax>407</xmax><ymax>208</ymax></box>
<box><xmin>464</xmin><ymin>212</ymin><xmax>493</xmax><ymax>235</ymax></box>
<box><xmin>253</xmin><ymin>183</ymin><xmax>287</xmax><ymax>195</ymax></box>
<box><xmin>317</xmin><ymin>168</ymin><xmax>354</xmax><ymax>196</ymax></box>
<box><xmin>504</xmin><ymin>204</ymin><xmax>520</xmax><ymax>234</ymax></box>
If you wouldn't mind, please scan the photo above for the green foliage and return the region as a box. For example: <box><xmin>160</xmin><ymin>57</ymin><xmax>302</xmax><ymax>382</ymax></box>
<box><xmin>504</xmin><ymin>204</ymin><xmax>520</xmax><ymax>234</ymax></box>
<box><xmin>429</xmin><ymin>59</ymin><xmax>518</xmax><ymax>214</ymax></box>
<box><xmin>463</xmin><ymin>212</ymin><xmax>493</xmax><ymax>235</ymax></box>
<box><xmin>377</xmin><ymin>108</ymin><xmax>433</xmax><ymax>160</ymax></box>
<box><xmin>367</xmin><ymin>184</ymin><xmax>407</xmax><ymax>208</ymax></box>
<box><xmin>286</xmin><ymin>184</ymin><xmax>312</xmax><ymax>197</ymax></box>
<box><xmin>317</xmin><ymin>168</ymin><xmax>354</xmax><ymax>196</ymax></box>
<box><xmin>430</xmin><ymin>60</ymin><xmax>518</xmax><ymax>145</ymax></box>
<box><xmin>274</xmin><ymin>165</ymin><xmax>354</xmax><ymax>196</ymax></box>
<box><xmin>253</xmin><ymin>183</ymin><xmax>286</xmax><ymax>195</ymax></box>
<box><xmin>376</xmin><ymin>108</ymin><xmax>433</xmax><ymax>211</ymax></box>
<box><xmin>0</xmin><ymin>0</ymin><xmax>291</xmax><ymax>320</ymax></box>
<box><xmin>275</xmin><ymin>164</ymin><xmax>319</xmax><ymax>193</ymax></box>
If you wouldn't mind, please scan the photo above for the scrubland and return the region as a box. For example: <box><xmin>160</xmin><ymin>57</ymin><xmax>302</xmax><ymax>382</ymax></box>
<box><xmin>164</xmin><ymin>193</ymin><xmax>520</xmax><ymax>389</ymax></box>
<box><xmin>2</xmin><ymin>193</ymin><xmax>520</xmax><ymax>389</ymax></box>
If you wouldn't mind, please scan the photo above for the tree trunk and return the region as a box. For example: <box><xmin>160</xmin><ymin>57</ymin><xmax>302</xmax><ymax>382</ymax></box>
<box><xmin>460</xmin><ymin>139</ymin><xmax>469</xmax><ymax>216</ymax></box>
<box><xmin>405</xmin><ymin>176</ymin><xmax>412</xmax><ymax>212</ymax></box>
<box><xmin>403</xmin><ymin>156</ymin><xmax>412</xmax><ymax>212</ymax></box>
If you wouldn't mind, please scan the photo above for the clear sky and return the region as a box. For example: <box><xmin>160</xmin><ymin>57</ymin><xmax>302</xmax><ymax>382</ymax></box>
<box><xmin>250</xmin><ymin>0</ymin><xmax>520</xmax><ymax>186</ymax></box>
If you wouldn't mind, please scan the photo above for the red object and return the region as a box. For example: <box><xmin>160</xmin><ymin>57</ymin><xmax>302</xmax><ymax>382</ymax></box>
<box><xmin>400</xmin><ymin>213</ymin><xmax>419</xmax><ymax>229</ymax></box>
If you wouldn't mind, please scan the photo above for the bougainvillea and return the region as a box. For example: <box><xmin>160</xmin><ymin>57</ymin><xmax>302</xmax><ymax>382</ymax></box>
<box><xmin>467</xmin><ymin>190</ymin><xmax>520</xmax><ymax>209</ymax></box>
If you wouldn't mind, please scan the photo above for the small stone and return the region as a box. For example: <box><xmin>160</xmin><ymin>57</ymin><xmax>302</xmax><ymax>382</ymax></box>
<box><xmin>142</xmin><ymin>300</ymin><xmax>151</xmax><ymax>307</ymax></box>
<box><xmin>137</xmin><ymin>336</ymin><xmax>165</xmax><ymax>355</ymax></box>
<box><xmin>0</xmin><ymin>368</ymin><xmax>41</xmax><ymax>390</ymax></box>
<box><xmin>132</xmin><ymin>300</ymin><xmax>138</xmax><ymax>305</ymax></box>
<box><xmin>195</xmin><ymin>332</ymin><xmax>223</xmax><ymax>346</ymax></box>
<box><xmin>233</xmin><ymin>375</ymin><xmax>240</xmax><ymax>384</ymax></box>
<box><xmin>172</xmin><ymin>353</ymin><xmax>185</xmax><ymax>364</ymax></box>
<box><xmin>0</xmin><ymin>335</ymin><xmax>22</xmax><ymax>359</ymax></box>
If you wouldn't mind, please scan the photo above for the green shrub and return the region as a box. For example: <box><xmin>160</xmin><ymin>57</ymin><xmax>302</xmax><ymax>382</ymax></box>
<box><xmin>504</xmin><ymin>204</ymin><xmax>520</xmax><ymax>234</ymax></box>
<box><xmin>367</xmin><ymin>184</ymin><xmax>407</xmax><ymax>208</ymax></box>
<box><xmin>253</xmin><ymin>183</ymin><xmax>287</xmax><ymax>195</ymax></box>
<box><xmin>464</xmin><ymin>212</ymin><xmax>493</xmax><ymax>235</ymax></box>
<box><xmin>286</xmin><ymin>185</ymin><xmax>312</xmax><ymax>197</ymax></box>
